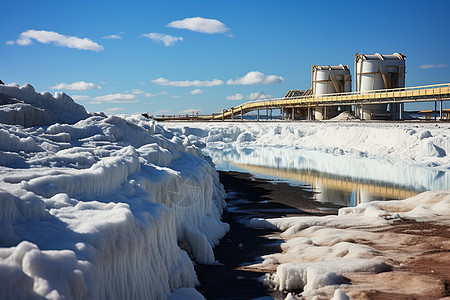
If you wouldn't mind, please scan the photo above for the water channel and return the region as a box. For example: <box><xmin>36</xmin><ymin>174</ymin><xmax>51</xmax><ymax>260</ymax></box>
<box><xmin>205</xmin><ymin>146</ymin><xmax>450</xmax><ymax>207</ymax></box>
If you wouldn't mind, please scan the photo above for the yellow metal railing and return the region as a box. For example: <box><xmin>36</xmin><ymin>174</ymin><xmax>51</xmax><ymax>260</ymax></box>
<box><xmin>211</xmin><ymin>83</ymin><xmax>450</xmax><ymax>119</ymax></box>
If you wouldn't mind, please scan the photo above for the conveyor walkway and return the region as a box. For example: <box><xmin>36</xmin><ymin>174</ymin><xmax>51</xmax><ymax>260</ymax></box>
<box><xmin>155</xmin><ymin>83</ymin><xmax>450</xmax><ymax>121</ymax></box>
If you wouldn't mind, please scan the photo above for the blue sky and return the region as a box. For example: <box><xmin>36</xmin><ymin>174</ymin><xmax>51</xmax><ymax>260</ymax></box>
<box><xmin>2</xmin><ymin>0</ymin><xmax>450</xmax><ymax>115</ymax></box>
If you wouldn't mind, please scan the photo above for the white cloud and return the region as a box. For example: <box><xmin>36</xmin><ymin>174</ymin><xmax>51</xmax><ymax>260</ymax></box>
<box><xmin>226</xmin><ymin>92</ymin><xmax>272</xmax><ymax>101</ymax></box>
<box><xmin>227</xmin><ymin>71</ymin><xmax>284</xmax><ymax>85</ymax></box>
<box><xmin>419</xmin><ymin>63</ymin><xmax>447</xmax><ymax>69</ymax></box>
<box><xmin>167</xmin><ymin>17</ymin><xmax>230</xmax><ymax>35</ymax></box>
<box><xmin>247</xmin><ymin>92</ymin><xmax>272</xmax><ymax>100</ymax></box>
<box><xmin>71</xmin><ymin>95</ymin><xmax>90</xmax><ymax>101</ymax></box>
<box><xmin>190</xmin><ymin>89</ymin><xmax>203</xmax><ymax>95</ymax></box>
<box><xmin>131</xmin><ymin>89</ymin><xmax>144</xmax><ymax>94</ymax></box>
<box><xmin>226</xmin><ymin>93</ymin><xmax>244</xmax><ymax>101</ymax></box>
<box><xmin>180</xmin><ymin>109</ymin><xmax>202</xmax><ymax>114</ymax></box>
<box><xmin>105</xmin><ymin>107</ymin><xmax>124</xmax><ymax>114</ymax></box>
<box><xmin>170</xmin><ymin>95</ymin><xmax>182</xmax><ymax>99</ymax></box>
<box><xmin>141</xmin><ymin>33</ymin><xmax>183</xmax><ymax>46</ymax></box>
<box><xmin>7</xmin><ymin>30</ymin><xmax>103</xmax><ymax>51</ymax></box>
<box><xmin>155</xmin><ymin>110</ymin><xmax>170</xmax><ymax>115</ymax></box>
<box><xmin>152</xmin><ymin>77</ymin><xmax>223</xmax><ymax>87</ymax></box>
<box><xmin>90</xmin><ymin>93</ymin><xmax>138</xmax><ymax>104</ymax></box>
<box><xmin>102</xmin><ymin>34</ymin><xmax>122</xmax><ymax>40</ymax></box>
<box><xmin>144</xmin><ymin>91</ymin><xmax>167</xmax><ymax>97</ymax></box>
<box><xmin>51</xmin><ymin>81</ymin><xmax>101</xmax><ymax>91</ymax></box>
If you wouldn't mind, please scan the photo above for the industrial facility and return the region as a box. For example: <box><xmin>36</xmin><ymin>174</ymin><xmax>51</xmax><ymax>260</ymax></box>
<box><xmin>154</xmin><ymin>52</ymin><xmax>450</xmax><ymax>122</ymax></box>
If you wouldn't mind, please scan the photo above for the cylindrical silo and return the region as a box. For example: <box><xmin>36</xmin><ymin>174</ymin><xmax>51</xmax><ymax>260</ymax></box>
<box><xmin>355</xmin><ymin>53</ymin><xmax>406</xmax><ymax>120</ymax></box>
<box><xmin>311</xmin><ymin>64</ymin><xmax>352</xmax><ymax>120</ymax></box>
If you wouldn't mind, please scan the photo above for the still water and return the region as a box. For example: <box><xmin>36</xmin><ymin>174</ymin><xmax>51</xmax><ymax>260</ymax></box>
<box><xmin>204</xmin><ymin>146</ymin><xmax>450</xmax><ymax>207</ymax></box>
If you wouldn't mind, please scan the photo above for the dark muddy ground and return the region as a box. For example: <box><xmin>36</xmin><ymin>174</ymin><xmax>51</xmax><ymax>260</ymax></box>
<box><xmin>195</xmin><ymin>171</ymin><xmax>340</xmax><ymax>300</ymax></box>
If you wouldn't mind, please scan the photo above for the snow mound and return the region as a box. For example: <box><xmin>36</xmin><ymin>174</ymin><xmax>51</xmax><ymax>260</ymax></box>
<box><xmin>330</xmin><ymin>111</ymin><xmax>357</xmax><ymax>121</ymax></box>
<box><xmin>0</xmin><ymin>86</ymin><xmax>229</xmax><ymax>299</ymax></box>
<box><xmin>0</xmin><ymin>83</ymin><xmax>90</xmax><ymax>127</ymax></box>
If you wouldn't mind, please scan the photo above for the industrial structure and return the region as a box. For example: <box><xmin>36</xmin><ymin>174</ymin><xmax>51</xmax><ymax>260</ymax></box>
<box><xmin>355</xmin><ymin>53</ymin><xmax>406</xmax><ymax>120</ymax></box>
<box><xmin>311</xmin><ymin>64</ymin><xmax>352</xmax><ymax>120</ymax></box>
<box><xmin>153</xmin><ymin>53</ymin><xmax>450</xmax><ymax>122</ymax></box>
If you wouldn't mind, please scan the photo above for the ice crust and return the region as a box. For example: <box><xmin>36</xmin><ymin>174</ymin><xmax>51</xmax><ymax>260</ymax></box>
<box><xmin>0</xmin><ymin>84</ymin><xmax>228</xmax><ymax>299</ymax></box>
<box><xmin>250</xmin><ymin>191</ymin><xmax>450</xmax><ymax>296</ymax></box>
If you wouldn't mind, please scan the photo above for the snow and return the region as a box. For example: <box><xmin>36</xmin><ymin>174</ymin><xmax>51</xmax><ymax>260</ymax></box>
<box><xmin>166</xmin><ymin>122</ymin><xmax>450</xmax><ymax>169</ymax></box>
<box><xmin>248</xmin><ymin>191</ymin><xmax>450</xmax><ymax>297</ymax></box>
<box><xmin>1</xmin><ymin>83</ymin><xmax>449</xmax><ymax>299</ymax></box>
<box><xmin>0</xmin><ymin>84</ymin><xmax>228</xmax><ymax>299</ymax></box>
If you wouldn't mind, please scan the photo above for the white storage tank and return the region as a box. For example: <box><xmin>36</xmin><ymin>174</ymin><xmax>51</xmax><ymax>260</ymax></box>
<box><xmin>311</xmin><ymin>64</ymin><xmax>352</xmax><ymax>120</ymax></box>
<box><xmin>355</xmin><ymin>53</ymin><xmax>406</xmax><ymax>119</ymax></box>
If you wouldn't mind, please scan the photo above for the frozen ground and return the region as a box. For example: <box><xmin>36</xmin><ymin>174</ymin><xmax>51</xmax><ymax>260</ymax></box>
<box><xmin>0</xmin><ymin>84</ymin><xmax>228</xmax><ymax>299</ymax></box>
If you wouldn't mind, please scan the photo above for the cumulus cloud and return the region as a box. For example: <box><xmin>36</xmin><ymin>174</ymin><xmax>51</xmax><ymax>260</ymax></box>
<box><xmin>105</xmin><ymin>107</ymin><xmax>124</xmax><ymax>114</ymax></box>
<box><xmin>131</xmin><ymin>89</ymin><xmax>144</xmax><ymax>94</ymax></box>
<box><xmin>51</xmin><ymin>81</ymin><xmax>101</xmax><ymax>91</ymax></box>
<box><xmin>152</xmin><ymin>77</ymin><xmax>223</xmax><ymax>87</ymax></box>
<box><xmin>247</xmin><ymin>92</ymin><xmax>272</xmax><ymax>100</ymax></box>
<box><xmin>419</xmin><ymin>63</ymin><xmax>447</xmax><ymax>69</ymax></box>
<box><xmin>226</xmin><ymin>92</ymin><xmax>272</xmax><ymax>101</ymax></box>
<box><xmin>144</xmin><ymin>91</ymin><xmax>167</xmax><ymax>97</ymax></box>
<box><xmin>71</xmin><ymin>95</ymin><xmax>90</xmax><ymax>101</ymax></box>
<box><xmin>181</xmin><ymin>109</ymin><xmax>202</xmax><ymax>114</ymax></box>
<box><xmin>7</xmin><ymin>30</ymin><xmax>103</xmax><ymax>51</ymax></box>
<box><xmin>167</xmin><ymin>17</ymin><xmax>230</xmax><ymax>35</ymax></box>
<box><xmin>90</xmin><ymin>93</ymin><xmax>138</xmax><ymax>104</ymax></box>
<box><xmin>226</xmin><ymin>93</ymin><xmax>244</xmax><ymax>101</ymax></box>
<box><xmin>227</xmin><ymin>71</ymin><xmax>284</xmax><ymax>85</ymax></box>
<box><xmin>102</xmin><ymin>34</ymin><xmax>122</xmax><ymax>40</ymax></box>
<box><xmin>141</xmin><ymin>33</ymin><xmax>183</xmax><ymax>46</ymax></box>
<box><xmin>155</xmin><ymin>110</ymin><xmax>170</xmax><ymax>115</ymax></box>
<box><xmin>190</xmin><ymin>89</ymin><xmax>203</xmax><ymax>95</ymax></box>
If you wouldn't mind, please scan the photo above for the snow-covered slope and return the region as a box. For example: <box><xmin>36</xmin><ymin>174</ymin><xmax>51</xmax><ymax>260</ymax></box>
<box><xmin>0</xmin><ymin>84</ymin><xmax>228</xmax><ymax>299</ymax></box>
<box><xmin>166</xmin><ymin>122</ymin><xmax>450</xmax><ymax>169</ymax></box>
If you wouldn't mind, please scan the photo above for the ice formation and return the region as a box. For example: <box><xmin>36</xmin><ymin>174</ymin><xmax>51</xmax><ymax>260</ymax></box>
<box><xmin>0</xmin><ymin>84</ymin><xmax>229</xmax><ymax>299</ymax></box>
<box><xmin>249</xmin><ymin>191</ymin><xmax>450</xmax><ymax>297</ymax></box>
<box><xmin>166</xmin><ymin>122</ymin><xmax>450</xmax><ymax>169</ymax></box>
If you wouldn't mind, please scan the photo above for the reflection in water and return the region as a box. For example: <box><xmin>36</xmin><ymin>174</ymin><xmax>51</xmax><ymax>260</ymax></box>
<box><xmin>205</xmin><ymin>146</ymin><xmax>450</xmax><ymax>207</ymax></box>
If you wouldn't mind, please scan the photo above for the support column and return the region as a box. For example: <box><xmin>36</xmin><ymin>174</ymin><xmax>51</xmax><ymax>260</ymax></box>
<box><xmin>270</xmin><ymin>109</ymin><xmax>273</xmax><ymax>120</ymax></box>
<box><xmin>240</xmin><ymin>106</ymin><xmax>243</xmax><ymax>121</ymax></box>
<box><xmin>231</xmin><ymin>108</ymin><xmax>234</xmax><ymax>120</ymax></box>
<box><xmin>435</xmin><ymin>101</ymin><xmax>437</xmax><ymax>120</ymax></box>
<box><xmin>360</xmin><ymin>103</ymin><xmax>364</xmax><ymax>120</ymax></box>
<box><xmin>281</xmin><ymin>106</ymin><xmax>284</xmax><ymax>120</ymax></box>
<box><xmin>400</xmin><ymin>103</ymin><xmax>404</xmax><ymax>120</ymax></box>
<box><xmin>266</xmin><ymin>108</ymin><xmax>269</xmax><ymax>121</ymax></box>
<box><xmin>440</xmin><ymin>100</ymin><xmax>443</xmax><ymax>121</ymax></box>
<box><xmin>222</xmin><ymin>110</ymin><xmax>225</xmax><ymax>121</ymax></box>
<box><xmin>324</xmin><ymin>106</ymin><xmax>327</xmax><ymax>120</ymax></box>
<box><xmin>307</xmin><ymin>107</ymin><xmax>311</xmax><ymax>120</ymax></box>
<box><xmin>257</xmin><ymin>109</ymin><xmax>260</xmax><ymax>122</ymax></box>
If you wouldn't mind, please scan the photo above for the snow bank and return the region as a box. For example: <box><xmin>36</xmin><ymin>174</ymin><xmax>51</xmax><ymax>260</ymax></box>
<box><xmin>0</xmin><ymin>83</ymin><xmax>89</xmax><ymax>127</ymax></box>
<box><xmin>249</xmin><ymin>191</ymin><xmax>450</xmax><ymax>297</ymax></box>
<box><xmin>166</xmin><ymin>122</ymin><xmax>450</xmax><ymax>169</ymax></box>
<box><xmin>0</xmin><ymin>85</ymin><xmax>228</xmax><ymax>299</ymax></box>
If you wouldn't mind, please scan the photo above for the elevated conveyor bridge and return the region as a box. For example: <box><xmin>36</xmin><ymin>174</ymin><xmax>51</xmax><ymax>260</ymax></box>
<box><xmin>154</xmin><ymin>83</ymin><xmax>450</xmax><ymax>121</ymax></box>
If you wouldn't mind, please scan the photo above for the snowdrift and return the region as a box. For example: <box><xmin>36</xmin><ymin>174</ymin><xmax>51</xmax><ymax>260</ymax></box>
<box><xmin>0</xmin><ymin>84</ymin><xmax>228</xmax><ymax>299</ymax></box>
<box><xmin>166</xmin><ymin>122</ymin><xmax>450</xmax><ymax>169</ymax></box>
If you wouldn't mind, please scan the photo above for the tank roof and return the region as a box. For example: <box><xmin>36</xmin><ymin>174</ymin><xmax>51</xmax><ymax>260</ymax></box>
<box><xmin>355</xmin><ymin>52</ymin><xmax>406</xmax><ymax>61</ymax></box>
<box><xmin>312</xmin><ymin>64</ymin><xmax>349</xmax><ymax>70</ymax></box>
